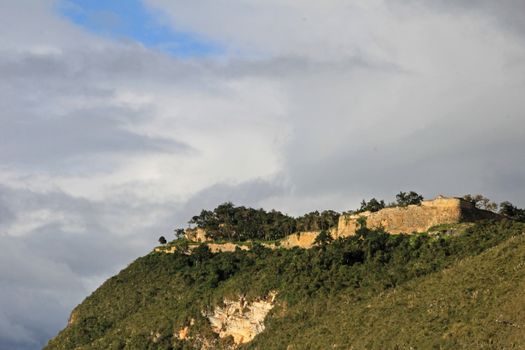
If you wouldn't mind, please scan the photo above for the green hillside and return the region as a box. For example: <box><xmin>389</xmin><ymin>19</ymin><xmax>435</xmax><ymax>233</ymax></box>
<box><xmin>45</xmin><ymin>220</ymin><xmax>525</xmax><ymax>350</ymax></box>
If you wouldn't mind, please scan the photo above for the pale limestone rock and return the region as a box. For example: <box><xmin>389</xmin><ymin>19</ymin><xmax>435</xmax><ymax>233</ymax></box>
<box><xmin>67</xmin><ymin>309</ymin><xmax>78</xmax><ymax>326</ymax></box>
<box><xmin>206</xmin><ymin>292</ymin><xmax>277</xmax><ymax>345</ymax></box>
<box><xmin>177</xmin><ymin>326</ymin><xmax>189</xmax><ymax>340</ymax></box>
<box><xmin>151</xmin><ymin>331</ymin><xmax>162</xmax><ymax>343</ymax></box>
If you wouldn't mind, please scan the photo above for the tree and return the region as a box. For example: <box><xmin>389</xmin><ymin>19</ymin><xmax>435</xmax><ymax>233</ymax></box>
<box><xmin>314</xmin><ymin>230</ymin><xmax>333</xmax><ymax>247</ymax></box>
<box><xmin>463</xmin><ymin>194</ymin><xmax>498</xmax><ymax>212</ymax></box>
<box><xmin>355</xmin><ymin>217</ymin><xmax>370</xmax><ymax>239</ymax></box>
<box><xmin>499</xmin><ymin>201</ymin><xmax>525</xmax><ymax>221</ymax></box>
<box><xmin>359</xmin><ymin>198</ymin><xmax>385</xmax><ymax>213</ymax></box>
<box><xmin>319</xmin><ymin>210</ymin><xmax>340</xmax><ymax>230</ymax></box>
<box><xmin>178</xmin><ymin>239</ymin><xmax>190</xmax><ymax>254</ymax></box>
<box><xmin>395</xmin><ymin>191</ymin><xmax>424</xmax><ymax>206</ymax></box>
<box><xmin>185</xmin><ymin>202</ymin><xmax>340</xmax><ymax>242</ymax></box>
<box><xmin>193</xmin><ymin>244</ymin><xmax>212</xmax><ymax>262</ymax></box>
<box><xmin>158</xmin><ymin>236</ymin><xmax>167</xmax><ymax>245</ymax></box>
<box><xmin>174</xmin><ymin>228</ymin><xmax>185</xmax><ymax>238</ymax></box>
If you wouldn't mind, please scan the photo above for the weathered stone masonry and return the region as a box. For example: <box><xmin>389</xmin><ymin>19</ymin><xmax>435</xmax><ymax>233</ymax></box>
<box><xmin>172</xmin><ymin>196</ymin><xmax>504</xmax><ymax>253</ymax></box>
<box><xmin>334</xmin><ymin>196</ymin><xmax>503</xmax><ymax>237</ymax></box>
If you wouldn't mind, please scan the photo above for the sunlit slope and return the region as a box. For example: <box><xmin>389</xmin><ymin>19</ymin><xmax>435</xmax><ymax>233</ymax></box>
<box><xmin>45</xmin><ymin>221</ymin><xmax>525</xmax><ymax>350</ymax></box>
<box><xmin>249</xmin><ymin>232</ymin><xmax>525</xmax><ymax>349</ymax></box>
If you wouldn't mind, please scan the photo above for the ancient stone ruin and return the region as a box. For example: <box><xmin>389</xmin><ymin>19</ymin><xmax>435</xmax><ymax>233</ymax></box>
<box><xmin>171</xmin><ymin>196</ymin><xmax>504</xmax><ymax>253</ymax></box>
<box><xmin>185</xmin><ymin>227</ymin><xmax>209</xmax><ymax>242</ymax></box>
<box><xmin>334</xmin><ymin>196</ymin><xmax>503</xmax><ymax>237</ymax></box>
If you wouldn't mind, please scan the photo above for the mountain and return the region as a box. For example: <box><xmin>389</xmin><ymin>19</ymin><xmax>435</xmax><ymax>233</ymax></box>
<box><xmin>45</xmin><ymin>210</ymin><xmax>525</xmax><ymax>349</ymax></box>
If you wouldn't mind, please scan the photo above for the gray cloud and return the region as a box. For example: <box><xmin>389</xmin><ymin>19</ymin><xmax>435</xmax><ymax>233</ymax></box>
<box><xmin>284</xmin><ymin>114</ymin><xmax>525</xmax><ymax>208</ymax></box>
<box><xmin>0</xmin><ymin>185</ymin><xmax>161</xmax><ymax>349</ymax></box>
<box><xmin>399</xmin><ymin>0</ymin><xmax>525</xmax><ymax>38</ymax></box>
<box><xmin>174</xmin><ymin>178</ymin><xmax>289</xmax><ymax>222</ymax></box>
<box><xmin>0</xmin><ymin>106</ymin><xmax>189</xmax><ymax>167</ymax></box>
<box><xmin>0</xmin><ymin>49</ymin><xmax>200</xmax><ymax>170</ymax></box>
<box><xmin>0</xmin><ymin>196</ymin><xmax>14</xmax><ymax>228</ymax></box>
<box><xmin>0</xmin><ymin>177</ymin><xmax>286</xmax><ymax>349</ymax></box>
<box><xmin>2</xmin><ymin>1</ymin><xmax>525</xmax><ymax>349</ymax></box>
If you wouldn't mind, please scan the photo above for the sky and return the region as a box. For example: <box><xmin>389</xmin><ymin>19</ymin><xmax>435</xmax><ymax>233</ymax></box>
<box><xmin>1</xmin><ymin>0</ymin><xmax>525</xmax><ymax>348</ymax></box>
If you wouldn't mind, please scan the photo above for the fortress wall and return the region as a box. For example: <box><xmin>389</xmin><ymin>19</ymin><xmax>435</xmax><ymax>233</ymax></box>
<box><xmin>185</xmin><ymin>228</ymin><xmax>209</xmax><ymax>242</ymax></box>
<box><xmin>280</xmin><ymin>231</ymin><xmax>320</xmax><ymax>249</ymax></box>
<box><xmin>335</xmin><ymin>197</ymin><xmax>468</xmax><ymax>237</ymax></box>
<box><xmin>207</xmin><ymin>243</ymin><xmax>250</xmax><ymax>253</ymax></box>
<box><xmin>180</xmin><ymin>197</ymin><xmax>505</xmax><ymax>252</ymax></box>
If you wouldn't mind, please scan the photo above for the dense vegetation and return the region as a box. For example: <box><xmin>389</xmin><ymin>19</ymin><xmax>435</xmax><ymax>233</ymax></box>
<box><xmin>356</xmin><ymin>197</ymin><xmax>386</xmax><ymax>213</ymax></box>
<box><xmin>356</xmin><ymin>191</ymin><xmax>423</xmax><ymax>213</ymax></box>
<box><xmin>462</xmin><ymin>194</ymin><xmax>525</xmax><ymax>221</ymax></box>
<box><xmin>46</xmin><ymin>219</ymin><xmax>525</xmax><ymax>350</ymax></box>
<box><xmin>395</xmin><ymin>190</ymin><xmax>424</xmax><ymax>206</ymax></box>
<box><xmin>177</xmin><ymin>193</ymin><xmax>525</xmax><ymax>244</ymax></box>
<box><xmin>187</xmin><ymin>202</ymin><xmax>340</xmax><ymax>241</ymax></box>
<box><xmin>499</xmin><ymin>201</ymin><xmax>525</xmax><ymax>221</ymax></box>
<box><xmin>183</xmin><ymin>191</ymin><xmax>427</xmax><ymax>241</ymax></box>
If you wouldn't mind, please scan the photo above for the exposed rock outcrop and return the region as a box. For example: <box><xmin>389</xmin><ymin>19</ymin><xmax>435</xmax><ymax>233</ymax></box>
<box><xmin>206</xmin><ymin>292</ymin><xmax>277</xmax><ymax>345</ymax></box>
<box><xmin>67</xmin><ymin>309</ymin><xmax>78</xmax><ymax>326</ymax></box>
<box><xmin>176</xmin><ymin>325</ymin><xmax>190</xmax><ymax>340</ymax></box>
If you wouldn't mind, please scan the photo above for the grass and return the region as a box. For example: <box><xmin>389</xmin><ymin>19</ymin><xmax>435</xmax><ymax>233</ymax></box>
<box><xmin>248</xmin><ymin>230</ymin><xmax>525</xmax><ymax>349</ymax></box>
<box><xmin>45</xmin><ymin>220</ymin><xmax>525</xmax><ymax>350</ymax></box>
<box><xmin>427</xmin><ymin>222</ymin><xmax>475</xmax><ymax>235</ymax></box>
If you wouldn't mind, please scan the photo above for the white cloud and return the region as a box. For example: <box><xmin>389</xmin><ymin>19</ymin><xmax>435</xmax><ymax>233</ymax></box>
<box><xmin>146</xmin><ymin>0</ymin><xmax>391</xmax><ymax>60</ymax></box>
<box><xmin>1</xmin><ymin>1</ymin><xmax>525</xmax><ymax>348</ymax></box>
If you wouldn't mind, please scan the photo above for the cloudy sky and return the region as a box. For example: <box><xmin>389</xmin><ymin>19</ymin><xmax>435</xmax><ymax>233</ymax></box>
<box><xmin>1</xmin><ymin>0</ymin><xmax>525</xmax><ymax>348</ymax></box>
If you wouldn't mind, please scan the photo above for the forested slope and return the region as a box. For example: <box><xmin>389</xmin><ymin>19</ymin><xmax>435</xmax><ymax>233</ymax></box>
<box><xmin>45</xmin><ymin>220</ymin><xmax>525</xmax><ymax>350</ymax></box>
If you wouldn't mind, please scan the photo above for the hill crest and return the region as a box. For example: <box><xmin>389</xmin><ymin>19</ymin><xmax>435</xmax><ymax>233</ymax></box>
<box><xmin>175</xmin><ymin>196</ymin><xmax>504</xmax><ymax>252</ymax></box>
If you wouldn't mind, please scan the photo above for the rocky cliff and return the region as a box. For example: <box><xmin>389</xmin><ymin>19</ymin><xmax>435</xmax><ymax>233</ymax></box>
<box><xmin>206</xmin><ymin>292</ymin><xmax>277</xmax><ymax>345</ymax></box>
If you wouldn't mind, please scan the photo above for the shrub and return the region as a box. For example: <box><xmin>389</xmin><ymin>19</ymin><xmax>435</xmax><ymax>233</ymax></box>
<box><xmin>395</xmin><ymin>191</ymin><xmax>424</xmax><ymax>206</ymax></box>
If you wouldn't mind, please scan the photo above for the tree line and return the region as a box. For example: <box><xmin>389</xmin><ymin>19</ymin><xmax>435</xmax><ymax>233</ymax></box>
<box><xmin>158</xmin><ymin>191</ymin><xmax>525</xmax><ymax>244</ymax></box>
<box><xmin>186</xmin><ymin>202</ymin><xmax>339</xmax><ymax>241</ymax></box>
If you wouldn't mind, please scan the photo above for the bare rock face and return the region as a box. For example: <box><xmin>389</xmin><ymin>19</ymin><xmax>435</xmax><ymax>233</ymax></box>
<box><xmin>206</xmin><ymin>292</ymin><xmax>277</xmax><ymax>345</ymax></box>
<box><xmin>67</xmin><ymin>309</ymin><xmax>78</xmax><ymax>326</ymax></box>
<box><xmin>177</xmin><ymin>326</ymin><xmax>189</xmax><ymax>340</ymax></box>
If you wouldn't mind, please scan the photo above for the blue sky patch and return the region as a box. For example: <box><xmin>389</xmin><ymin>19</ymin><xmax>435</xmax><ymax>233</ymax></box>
<box><xmin>57</xmin><ymin>0</ymin><xmax>221</xmax><ymax>57</ymax></box>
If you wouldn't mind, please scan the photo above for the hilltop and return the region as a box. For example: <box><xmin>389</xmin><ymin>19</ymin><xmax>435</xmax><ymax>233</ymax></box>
<box><xmin>45</xmin><ymin>194</ymin><xmax>525</xmax><ymax>349</ymax></box>
<box><xmin>159</xmin><ymin>195</ymin><xmax>504</xmax><ymax>253</ymax></box>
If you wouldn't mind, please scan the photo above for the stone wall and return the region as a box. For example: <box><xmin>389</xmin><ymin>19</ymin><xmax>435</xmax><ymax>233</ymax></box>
<box><xmin>279</xmin><ymin>231</ymin><xmax>320</xmax><ymax>249</ymax></box>
<box><xmin>185</xmin><ymin>228</ymin><xmax>209</xmax><ymax>242</ymax></box>
<box><xmin>334</xmin><ymin>196</ymin><xmax>503</xmax><ymax>237</ymax></box>
<box><xmin>178</xmin><ymin>196</ymin><xmax>504</xmax><ymax>252</ymax></box>
<box><xmin>207</xmin><ymin>242</ymin><xmax>250</xmax><ymax>253</ymax></box>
